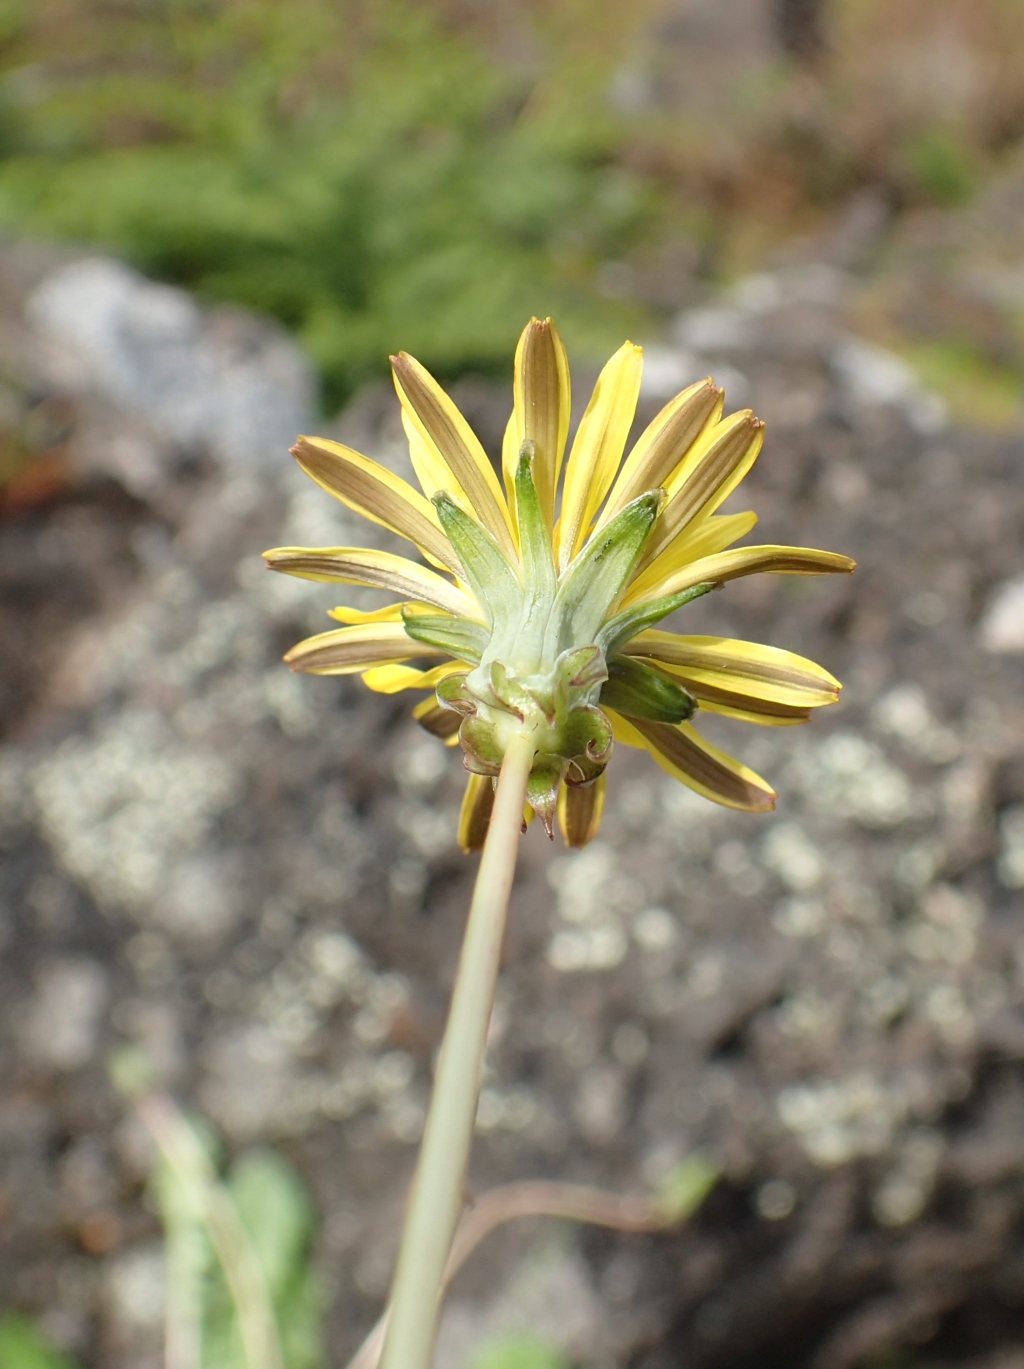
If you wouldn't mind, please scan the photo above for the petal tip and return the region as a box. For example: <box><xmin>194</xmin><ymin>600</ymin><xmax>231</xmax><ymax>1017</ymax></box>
<box><xmin>290</xmin><ymin>436</ymin><xmax>317</xmax><ymax>461</ymax></box>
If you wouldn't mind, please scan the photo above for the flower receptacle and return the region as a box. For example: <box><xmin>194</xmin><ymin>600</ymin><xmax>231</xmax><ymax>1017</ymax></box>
<box><xmin>440</xmin><ymin>647</ymin><xmax>613</xmax><ymax>836</ymax></box>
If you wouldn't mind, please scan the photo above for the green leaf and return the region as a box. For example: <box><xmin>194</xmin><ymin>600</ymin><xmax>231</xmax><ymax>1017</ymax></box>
<box><xmin>402</xmin><ymin>610</ymin><xmax>489</xmax><ymax>662</ymax></box>
<box><xmin>432</xmin><ymin>492</ymin><xmax>522</xmax><ymax>630</ymax></box>
<box><xmin>227</xmin><ymin>1150</ymin><xmax>324</xmax><ymax>1369</ymax></box>
<box><xmin>597</xmin><ymin>583</ymin><xmax>715</xmax><ymax>656</ymax></box>
<box><xmin>0</xmin><ymin>1316</ymin><xmax>77</xmax><ymax>1369</ymax></box>
<box><xmin>600</xmin><ymin>656</ymin><xmax>695</xmax><ymax>723</ymax></box>
<box><xmin>470</xmin><ymin>1333</ymin><xmax>569</xmax><ymax>1369</ymax></box>
<box><xmin>544</xmin><ymin>492</ymin><xmax>661</xmax><ymax>658</ymax></box>
<box><xmin>229</xmin><ymin>1150</ymin><xmax>314</xmax><ymax>1300</ymax></box>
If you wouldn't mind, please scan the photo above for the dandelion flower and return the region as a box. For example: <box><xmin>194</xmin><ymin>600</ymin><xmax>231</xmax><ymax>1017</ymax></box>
<box><xmin>266</xmin><ymin>318</ymin><xmax>853</xmax><ymax>849</ymax></box>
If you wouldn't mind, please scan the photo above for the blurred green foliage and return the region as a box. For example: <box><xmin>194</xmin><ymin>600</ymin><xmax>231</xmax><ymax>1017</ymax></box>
<box><xmin>897</xmin><ymin>338</ymin><xmax>1023</xmax><ymax>430</ymax></box>
<box><xmin>0</xmin><ymin>0</ymin><xmax>652</xmax><ymax>408</ymax></box>
<box><xmin>0</xmin><ymin>1315</ymin><xmax>75</xmax><ymax>1369</ymax></box>
<box><xmin>154</xmin><ymin>1136</ymin><xmax>322</xmax><ymax>1369</ymax></box>
<box><xmin>901</xmin><ymin>129</ymin><xmax>977</xmax><ymax>208</ymax></box>
<box><xmin>652</xmin><ymin>1153</ymin><xmax>719</xmax><ymax>1223</ymax></box>
<box><xmin>226</xmin><ymin>1150</ymin><xmax>321</xmax><ymax>1369</ymax></box>
<box><xmin>470</xmin><ymin>1332</ymin><xmax>570</xmax><ymax>1369</ymax></box>
<box><xmin>0</xmin><ymin>0</ymin><xmax>1020</xmax><ymax>422</ymax></box>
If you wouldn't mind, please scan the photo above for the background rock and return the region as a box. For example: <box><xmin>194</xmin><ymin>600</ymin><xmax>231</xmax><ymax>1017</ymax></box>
<box><xmin>2</xmin><ymin>245</ymin><xmax>1024</xmax><ymax>1368</ymax></box>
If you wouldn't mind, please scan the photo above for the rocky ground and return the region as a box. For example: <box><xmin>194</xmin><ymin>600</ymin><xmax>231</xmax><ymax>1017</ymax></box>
<box><xmin>2</xmin><ymin>237</ymin><xmax>1024</xmax><ymax>1369</ymax></box>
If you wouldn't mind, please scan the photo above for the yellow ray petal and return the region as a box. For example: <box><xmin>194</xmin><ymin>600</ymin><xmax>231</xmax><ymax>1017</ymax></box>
<box><xmin>330</xmin><ymin>601</ymin><xmax>455</xmax><ymax>626</ymax></box>
<box><xmin>291</xmin><ymin>436</ymin><xmax>460</xmax><ymax>573</ymax></box>
<box><xmin>363</xmin><ymin>660</ymin><xmax>470</xmax><ymax>693</ymax></box>
<box><xmin>608</xmin><ymin>687</ymin><xmax>803</xmax><ymax>737</ymax></box>
<box><xmin>639</xmin><ymin>662</ymin><xmax>819</xmax><ymax>723</ymax></box>
<box><xmin>283</xmin><ymin>622</ymin><xmax>443</xmax><ymax>676</ymax></box>
<box><xmin>510</xmin><ymin>317</ymin><xmax>570</xmax><ymax>527</ymax></box>
<box><xmin>633</xmin><ymin>510</ymin><xmax>758</xmax><ymax>593</ymax></box>
<box><xmin>557</xmin><ymin>774</ymin><xmax>606</xmax><ymax>847</ymax></box>
<box><xmin>623</xmin><ymin>633</ymin><xmax>841</xmax><ymax>706</ymax></box>
<box><xmin>328</xmin><ymin>603</ymin><xmax>409</xmax><ymax>625</ymax></box>
<box><xmin>629</xmin><ymin>716</ymin><xmax>777</xmax><ymax>812</ymax></box>
<box><xmin>402</xmin><ymin>409</ymin><xmax>470</xmax><ymax>509</ymax></box>
<box><xmin>693</xmin><ymin>697</ymin><xmax>811</xmax><ymax>726</ymax></box>
<box><xmin>500</xmin><ymin>409</ymin><xmax>521</xmax><ymax>543</ymax></box>
<box><xmin>458</xmin><ymin>773</ymin><xmax>495</xmax><ymax>853</ymax></box>
<box><xmin>391</xmin><ymin>353</ymin><xmax>515</xmax><ymax>556</ymax></box>
<box><xmin>662</xmin><ymin>410</ymin><xmax>754</xmax><ymax>499</ymax></box>
<box><xmin>556</xmin><ymin>342</ymin><xmax>643</xmax><ymax>571</ymax></box>
<box><xmin>606</xmin><ymin>708</ymin><xmax>648</xmax><ymax>749</ymax></box>
<box><xmin>639</xmin><ymin>412</ymin><xmax>764</xmax><ymax>569</ymax></box>
<box><xmin>597</xmin><ymin>377</ymin><xmax>723</xmax><ymax>527</ymax></box>
<box><xmin>263</xmin><ymin>544</ymin><xmax>478</xmax><ymax>617</ymax></box>
<box><xmin>623</xmin><ymin>543</ymin><xmax>856</xmax><ymax>607</ymax></box>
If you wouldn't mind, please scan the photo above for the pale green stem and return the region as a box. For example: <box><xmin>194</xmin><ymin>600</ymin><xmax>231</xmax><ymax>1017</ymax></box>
<box><xmin>379</xmin><ymin>728</ymin><xmax>536</xmax><ymax>1369</ymax></box>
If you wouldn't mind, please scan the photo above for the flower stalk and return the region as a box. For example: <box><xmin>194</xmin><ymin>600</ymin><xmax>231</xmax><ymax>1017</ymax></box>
<box><xmin>379</xmin><ymin>728</ymin><xmax>537</xmax><ymax>1369</ymax></box>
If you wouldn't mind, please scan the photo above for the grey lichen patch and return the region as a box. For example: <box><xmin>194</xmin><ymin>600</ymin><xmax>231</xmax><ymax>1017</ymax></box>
<box><xmin>30</xmin><ymin>711</ymin><xmax>238</xmax><ymax>915</ymax></box>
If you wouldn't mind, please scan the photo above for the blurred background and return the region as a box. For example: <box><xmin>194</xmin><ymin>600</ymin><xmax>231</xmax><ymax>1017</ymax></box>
<box><xmin>2</xmin><ymin>1</ymin><xmax>1024</xmax><ymax>1367</ymax></box>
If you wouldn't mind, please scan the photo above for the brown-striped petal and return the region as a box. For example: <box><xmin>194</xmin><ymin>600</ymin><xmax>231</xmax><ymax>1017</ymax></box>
<box><xmin>263</xmin><ymin>545</ymin><xmax>477</xmax><ymax>618</ymax></box>
<box><xmin>413</xmin><ymin>693</ymin><xmax>463</xmax><ymax>743</ymax></box>
<box><xmin>638</xmin><ymin>412</ymin><xmax>764</xmax><ymax>569</ymax></box>
<box><xmin>283</xmin><ymin>622</ymin><xmax>443</xmax><ymax>675</ymax></box>
<box><xmin>458</xmin><ymin>773</ymin><xmax>495</xmax><ymax>852</ymax></box>
<box><xmin>557</xmin><ymin>774</ymin><xmax>606</xmax><ymax>847</ymax></box>
<box><xmin>598</xmin><ymin>378</ymin><xmax>723</xmax><ymax>526</ymax></box>
<box><xmin>291</xmin><ymin>436</ymin><xmax>460</xmax><ymax>573</ymax></box>
<box><xmin>689</xmin><ymin>693</ymin><xmax>811</xmax><ymax>725</ymax></box>
<box><xmin>391</xmin><ymin>353</ymin><xmax>516</xmax><ymax>556</ymax></box>
<box><xmin>510</xmin><ymin>317</ymin><xmax>570</xmax><ymax>527</ymax></box>
<box><xmin>624</xmin><ymin>544</ymin><xmax>856</xmax><ymax>607</ymax></box>
<box><xmin>610</xmin><ymin>712</ymin><xmax>776</xmax><ymax>812</ymax></box>
<box><xmin>623</xmin><ymin>633</ymin><xmax>841</xmax><ymax>706</ymax></box>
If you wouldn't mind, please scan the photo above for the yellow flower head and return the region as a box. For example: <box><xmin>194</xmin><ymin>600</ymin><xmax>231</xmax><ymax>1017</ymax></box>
<box><xmin>266</xmin><ymin>318</ymin><xmax>854</xmax><ymax>851</ymax></box>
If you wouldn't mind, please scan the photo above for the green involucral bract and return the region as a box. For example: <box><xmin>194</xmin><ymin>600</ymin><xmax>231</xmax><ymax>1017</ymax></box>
<box><xmin>401</xmin><ymin>610</ymin><xmax>489</xmax><ymax>662</ymax></box>
<box><xmin>597</xmin><ymin>583</ymin><xmax>715</xmax><ymax>657</ymax></box>
<box><xmin>600</xmin><ymin>655</ymin><xmax>696</xmax><ymax>723</ymax></box>
<box><xmin>430</xmin><ymin>447</ymin><xmax>676</xmax><ymax>833</ymax></box>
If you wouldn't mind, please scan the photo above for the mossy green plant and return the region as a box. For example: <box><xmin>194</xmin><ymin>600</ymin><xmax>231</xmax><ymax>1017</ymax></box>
<box><xmin>0</xmin><ymin>1</ymin><xmax>651</xmax><ymax>409</ymax></box>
